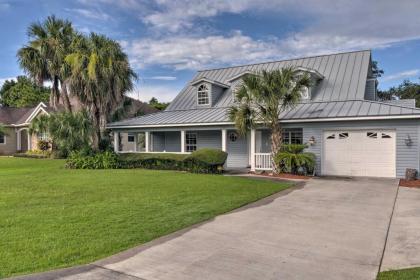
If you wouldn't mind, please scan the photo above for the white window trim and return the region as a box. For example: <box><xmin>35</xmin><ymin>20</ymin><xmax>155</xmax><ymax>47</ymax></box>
<box><xmin>197</xmin><ymin>83</ymin><xmax>211</xmax><ymax>106</ymax></box>
<box><xmin>0</xmin><ymin>134</ymin><xmax>6</xmax><ymax>145</ymax></box>
<box><xmin>185</xmin><ymin>132</ymin><xmax>197</xmax><ymax>152</ymax></box>
<box><xmin>127</xmin><ymin>133</ymin><xmax>135</xmax><ymax>142</ymax></box>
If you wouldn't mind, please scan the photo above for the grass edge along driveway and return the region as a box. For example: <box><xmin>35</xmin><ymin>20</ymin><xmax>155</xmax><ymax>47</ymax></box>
<box><xmin>0</xmin><ymin>157</ymin><xmax>291</xmax><ymax>278</ymax></box>
<box><xmin>377</xmin><ymin>267</ymin><xmax>420</xmax><ymax>280</ymax></box>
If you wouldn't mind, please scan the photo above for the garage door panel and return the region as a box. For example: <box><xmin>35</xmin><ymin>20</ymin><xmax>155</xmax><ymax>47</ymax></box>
<box><xmin>323</xmin><ymin>130</ymin><xmax>396</xmax><ymax>178</ymax></box>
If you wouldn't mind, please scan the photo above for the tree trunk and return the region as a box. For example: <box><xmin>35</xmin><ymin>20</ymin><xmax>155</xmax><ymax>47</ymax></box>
<box><xmin>270</xmin><ymin>123</ymin><xmax>282</xmax><ymax>174</ymax></box>
<box><xmin>50</xmin><ymin>76</ymin><xmax>60</xmax><ymax>109</ymax></box>
<box><xmin>61</xmin><ymin>81</ymin><xmax>72</xmax><ymax>113</ymax></box>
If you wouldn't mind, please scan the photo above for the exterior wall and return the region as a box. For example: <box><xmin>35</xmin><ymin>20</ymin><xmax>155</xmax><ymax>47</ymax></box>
<box><xmin>226</xmin><ymin>130</ymin><xmax>249</xmax><ymax>168</ymax></box>
<box><xmin>164</xmin><ymin>131</ymin><xmax>181</xmax><ymax>152</ymax></box>
<box><xmin>196</xmin><ymin>130</ymin><xmax>221</xmax><ymax>150</ymax></box>
<box><xmin>151</xmin><ymin>132</ymin><xmax>165</xmax><ymax>152</ymax></box>
<box><xmin>364</xmin><ymin>79</ymin><xmax>377</xmax><ymax>100</ymax></box>
<box><xmin>0</xmin><ymin>127</ymin><xmax>17</xmax><ymax>155</ymax></box>
<box><xmin>211</xmin><ymin>85</ymin><xmax>224</xmax><ymax>106</ymax></box>
<box><xmin>120</xmin><ymin>132</ymin><xmax>136</xmax><ymax>152</ymax></box>
<box><xmin>293</xmin><ymin>120</ymin><xmax>419</xmax><ymax>178</ymax></box>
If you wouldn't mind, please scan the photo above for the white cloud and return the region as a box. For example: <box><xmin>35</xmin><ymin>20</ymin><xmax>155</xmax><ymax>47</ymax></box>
<box><xmin>381</xmin><ymin>69</ymin><xmax>420</xmax><ymax>82</ymax></box>
<box><xmin>0</xmin><ymin>77</ymin><xmax>16</xmax><ymax>88</ymax></box>
<box><xmin>145</xmin><ymin>76</ymin><xmax>177</xmax><ymax>81</ymax></box>
<box><xmin>117</xmin><ymin>0</ymin><xmax>420</xmax><ymax>71</ymax></box>
<box><xmin>65</xmin><ymin>8</ymin><xmax>111</xmax><ymax>21</ymax></box>
<box><xmin>125</xmin><ymin>31</ymin><xmax>287</xmax><ymax>70</ymax></box>
<box><xmin>127</xmin><ymin>84</ymin><xmax>182</xmax><ymax>102</ymax></box>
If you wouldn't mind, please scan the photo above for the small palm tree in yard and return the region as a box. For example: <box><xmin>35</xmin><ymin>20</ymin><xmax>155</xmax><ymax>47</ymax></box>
<box><xmin>228</xmin><ymin>67</ymin><xmax>311</xmax><ymax>173</ymax></box>
<box><xmin>275</xmin><ymin>144</ymin><xmax>316</xmax><ymax>175</ymax></box>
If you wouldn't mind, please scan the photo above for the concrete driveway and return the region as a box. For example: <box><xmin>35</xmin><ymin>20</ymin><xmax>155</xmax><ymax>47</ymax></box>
<box><xmin>13</xmin><ymin>177</ymin><xmax>398</xmax><ymax>280</ymax></box>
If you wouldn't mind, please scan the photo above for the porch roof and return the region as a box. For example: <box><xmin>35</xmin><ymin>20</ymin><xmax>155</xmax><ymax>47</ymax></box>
<box><xmin>107</xmin><ymin>100</ymin><xmax>420</xmax><ymax>129</ymax></box>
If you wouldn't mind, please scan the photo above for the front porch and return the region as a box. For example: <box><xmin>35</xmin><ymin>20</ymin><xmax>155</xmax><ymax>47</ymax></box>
<box><xmin>112</xmin><ymin>127</ymin><xmax>302</xmax><ymax>171</ymax></box>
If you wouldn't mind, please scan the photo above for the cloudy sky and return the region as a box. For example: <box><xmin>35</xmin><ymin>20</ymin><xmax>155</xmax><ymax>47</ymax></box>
<box><xmin>0</xmin><ymin>0</ymin><xmax>419</xmax><ymax>102</ymax></box>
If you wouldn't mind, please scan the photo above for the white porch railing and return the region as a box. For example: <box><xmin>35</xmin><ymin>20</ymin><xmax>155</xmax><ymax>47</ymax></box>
<box><xmin>254</xmin><ymin>153</ymin><xmax>273</xmax><ymax>170</ymax></box>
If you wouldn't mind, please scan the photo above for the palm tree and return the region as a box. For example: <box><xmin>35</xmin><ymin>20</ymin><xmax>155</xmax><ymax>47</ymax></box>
<box><xmin>30</xmin><ymin>111</ymin><xmax>93</xmax><ymax>157</ymax></box>
<box><xmin>17</xmin><ymin>15</ymin><xmax>74</xmax><ymax>111</ymax></box>
<box><xmin>228</xmin><ymin>68</ymin><xmax>311</xmax><ymax>173</ymax></box>
<box><xmin>65</xmin><ymin>33</ymin><xmax>136</xmax><ymax>149</ymax></box>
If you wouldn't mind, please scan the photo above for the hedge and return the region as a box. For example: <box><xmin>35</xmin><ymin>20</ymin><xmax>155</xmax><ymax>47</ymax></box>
<box><xmin>66</xmin><ymin>149</ymin><xmax>228</xmax><ymax>174</ymax></box>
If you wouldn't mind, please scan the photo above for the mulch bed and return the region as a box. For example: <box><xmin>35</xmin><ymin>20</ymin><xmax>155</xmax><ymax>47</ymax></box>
<box><xmin>249</xmin><ymin>171</ymin><xmax>311</xmax><ymax>180</ymax></box>
<box><xmin>399</xmin><ymin>179</ymin><xmax>420</xmax><ymax>188</ymax></box>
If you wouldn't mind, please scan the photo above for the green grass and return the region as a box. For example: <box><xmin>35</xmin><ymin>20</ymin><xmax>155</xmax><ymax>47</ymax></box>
<box><xmin>377</xmin><ymin>267</ymin><xmax>420</xmax><ymax>280</ymax></box>
<box><xmin>0</xmin><ymin>157</ymin><xmax>290</xmax><ymax>278</ymax></box>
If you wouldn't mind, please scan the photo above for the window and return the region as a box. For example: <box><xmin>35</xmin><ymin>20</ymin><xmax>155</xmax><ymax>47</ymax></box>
<box><xmin>128</xmin><ymin>134</ymin><xmax>135</xmax><ymax>142</ymax></box>
<box><xmin>300</xmin><ymin>86</ymin><xmax>310</xmax><ymax>100</ymax></box>
<box><xmin>282</xmin><ymin>128</ymin><xmax>303</xmax><ymax>144</ymax></box>
<box><xmin>197</xmin><ymin>84</ymin><xmax>210</xmax><ymax>105</ymax></box>
<box><xmin>326</xmin><ymin>134</ymin><xmax>335</xmax><ymax>139</ymax></box>
<box><xmin>382</xmin><ymin>133</ymin><xmax>392</xmax><ymax>139</ymax></box>
<box><xmin>367</xmin><ymin>132</ymin><xmax>377</xmax><ymax>138</ymax></box>
<box><xmin>0</xmin><ymin>133</ymin><xmax>4</xmax><ymax>144</ymax></box>
<box><xmin>37</xmin><ymin>132</ymin><xmax>49</xmax><ymax>141</ymax></box>
<box><xmin>229</xmin><ymin>132</ymin><xmax>238</xmax><ymax>142</ymax></box>
<box><xmin>186</xmin><ymin>133</ymin><xmax>197</xmax><ymax>152</ymax></box>
<box><xmin>339</xmin><ymin>132</ymin><xmax>349</xmax><ymax>139</ymax></box>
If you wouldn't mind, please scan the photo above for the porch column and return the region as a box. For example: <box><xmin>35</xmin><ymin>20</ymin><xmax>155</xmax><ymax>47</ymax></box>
<box><xmin>180</xmin><ymin>130</ymin><xmax>186</xmax><ymax>153</ymax></box>
<box><xmin>145</xmin><ymin>131</ymin><xmax>150</xmax><ymax>152</ymax></box>
<box><xmin>27</xmin><ymin>130</ymin><xmax>31</xmax><ymax>151</ymax></box>
<box><xmin>250</xmin><ymin>128</ymin><xmax>256</xmax><ymax>171</ymax></box>
<box><xmin>113</xmin><ymin>132</ymin><xmax>119</xmax><ymax>152</ymax></box>
<box><xmin>16</xmin><ymin>130</ymin><xmax>21</xmax><ymax>151</ymax></box>
<box><xmin>221</xmin><ymin>129</ymin><xmax>227</xmax><ymax>152</ymax></box>
<box><xmin>133</xmin><ymin>133</ymin><xmax>138</xmax><ymax>152</ymax></box>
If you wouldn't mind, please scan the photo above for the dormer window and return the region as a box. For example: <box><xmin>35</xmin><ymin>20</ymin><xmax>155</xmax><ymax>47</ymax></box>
<box><xmin>197</xmin><ymin>84</ymin><xmax>210</xmax><ymax>105</ymax></box>
<box><xmin>301</xmin><ymin>86</ymin><xmax>310</xmax><ymax>100</ymax></box>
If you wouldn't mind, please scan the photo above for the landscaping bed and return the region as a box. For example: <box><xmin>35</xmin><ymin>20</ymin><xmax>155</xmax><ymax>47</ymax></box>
<box><xmin>0</xmin><ymin>157</ymin><xmax>290</xmax><ymax>278</ymax></box>
<box><xmin>250</xmin><ymin>171</ymin><xmax>312</xmax><ymax>180</ymax></box>
<box><xmin>399</xmin><ymin>179</ymin><xmax>420</xmax><ymax>188</ymax></box>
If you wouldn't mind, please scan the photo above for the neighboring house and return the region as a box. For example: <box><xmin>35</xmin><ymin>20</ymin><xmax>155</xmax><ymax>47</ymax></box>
<box><xmin>0</xmin><ymin>97</ymin><xmax>158</xmax><ymax>155</ymax></box>
<box><xmin>0</xmin><ymin>102</ymin><xmax>52</xmax><ymax>155</ymax></box>
<box><xmin>107</xmin><ymin>50</ymin><xmax>420</xmax><ymax>178</ymax></box>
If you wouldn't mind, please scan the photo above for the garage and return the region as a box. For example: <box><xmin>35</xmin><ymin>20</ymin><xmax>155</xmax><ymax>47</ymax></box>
<box><xmin>322</xmin><ymin>130</ymin><xmax>396</xmax><ymax>178</ymax></box>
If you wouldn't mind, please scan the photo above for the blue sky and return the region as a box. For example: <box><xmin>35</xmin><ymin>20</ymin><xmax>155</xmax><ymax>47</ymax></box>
<box><xmin>0</xmin><ymin>0</ymin><xmax>419</xmax><ymax>102</ymax></box>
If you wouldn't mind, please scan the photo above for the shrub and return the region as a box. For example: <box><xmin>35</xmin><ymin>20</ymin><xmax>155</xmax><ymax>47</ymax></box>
<box><xmin>275</xmin><ymin>144</ymin><xmax>315</xmax><ymax>175</ymax></box>
<box><xmin>37</xmin><ymin>140</ymin><xmax>50</xmax><ymax>151</ymax></box>
<box><xmin>119</xmin><ymin>149</ymin><xmax>228</xmax><ymax>174</ymax></box>
<box><xmin>66</xmin><ymin>151</ymin><xmax>120</xmax><ymax>169</ymax></box>
<box><xmin>190</xmin><ymin>148</ymin><xmax>228</xmax><ymax>165</ymax></box>
<box><xmin>13</xmin><ymin>150</ymin><xmax>52</xmax><ymax>159</ymax></box>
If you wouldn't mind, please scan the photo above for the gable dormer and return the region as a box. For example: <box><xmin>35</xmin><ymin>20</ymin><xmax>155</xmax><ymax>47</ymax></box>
<box><xmin>190</xmin><ymin>78</ymin><xmax>229</xmax><ymax>107</ymax></box>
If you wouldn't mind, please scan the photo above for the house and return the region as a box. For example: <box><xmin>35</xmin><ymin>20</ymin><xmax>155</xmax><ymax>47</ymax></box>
<box><xmin>0</xmin><ymin>98</ymin><xmax>158</xmax><ymax>155</ymax></box>
<box><xmin>107</xmin><ymin>50</ymin><xmax>420</xmax><ymax>178</ymax></box>
<box><xmin>0</xmin><ymin>102</ymin><xmax>52</xmax><ymax>155</ymax></box>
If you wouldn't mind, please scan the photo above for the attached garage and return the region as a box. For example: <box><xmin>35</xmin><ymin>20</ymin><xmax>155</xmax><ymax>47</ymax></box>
<box><xmin>322</xmin><ymin>130</ymin><xmax>396</xmax><ymax>178</ymax></box>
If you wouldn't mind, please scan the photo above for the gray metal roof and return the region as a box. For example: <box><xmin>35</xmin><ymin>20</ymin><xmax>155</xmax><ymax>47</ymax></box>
<box><xmin>166</xmin><ymin>50</ymin><xmax>372</xmax><ymax>111</ymax></box>
<box><xmin>108</xmin><ymin>100</ymin><xmax>420</xmax><ymax>128</ymax></box>
<box><xmin>108</xmin><ymin>50</ymin><xmax>420</xmax><ymax>129</ymax></box>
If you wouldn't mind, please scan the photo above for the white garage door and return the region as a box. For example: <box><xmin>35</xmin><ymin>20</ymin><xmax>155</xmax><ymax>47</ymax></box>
<box><xmin>323</xmin><ymin>130</ymin><xmax>396</xmax><ymax>178</ymax></box>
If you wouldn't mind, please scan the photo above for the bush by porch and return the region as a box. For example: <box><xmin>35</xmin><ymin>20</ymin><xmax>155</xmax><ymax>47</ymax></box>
<box><xmin>66</xmin><ymin>148</ymin><xmax>228</xmax><ymax>174</ymax></box>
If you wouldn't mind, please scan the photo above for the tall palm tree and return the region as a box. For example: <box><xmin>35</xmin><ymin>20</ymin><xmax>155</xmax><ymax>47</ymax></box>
<box><xmin>228</xmin><ymin>68</ymin><xmax>311</xmax><ymax>173</ymax></box>
<box><xmin>65</xmin><ymin>33</ymin><xmax>137</xmax><ymax>148</ymax></box>
<box><xmin>17</xmin><ymin>15</ymin><xmax>74</xmax><ymax>111</ymax></box>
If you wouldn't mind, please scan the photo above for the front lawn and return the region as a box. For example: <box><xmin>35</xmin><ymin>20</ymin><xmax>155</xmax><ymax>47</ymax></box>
<box><xmin>0</xmin><ymin>157</ymin><xmax>290</xmax><ymax>278</ymax></box>
<box><xmin>378</xmin><ymin>267</ymin><xmax>420</xmax><ymax>280</ymax></box>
